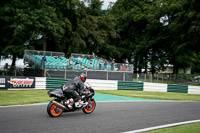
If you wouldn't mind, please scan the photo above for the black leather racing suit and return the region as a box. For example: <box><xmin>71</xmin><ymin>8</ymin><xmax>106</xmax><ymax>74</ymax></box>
<box><xmin>62</xmin><ymin>76</ymin><xmax>85</xmax><ymax>102</ymax></box>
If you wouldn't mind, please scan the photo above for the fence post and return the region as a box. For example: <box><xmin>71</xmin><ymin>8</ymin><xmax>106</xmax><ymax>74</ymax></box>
<box><xmin>106</xmin><ymin>71</ymin><xmax>108</xmax><ymax>80</ymax></box>
<box><xmin>44</xmin><ymin>69</ymin><xmax>46</xmax><ymax>77</ymax></box>
<box><xmin>157</xmin><ymin>74</ymin><xmax>158</xmax><ymax>82</ymax></box>
<box><xmin>64</xmin><ymin>69</ymin><xmax>66</xmax><ymax>79</ymax></box>
<box><xmin>123</xmin><ymin>72</ymin><xmax>125</xmax><ymax>81</ymax></box>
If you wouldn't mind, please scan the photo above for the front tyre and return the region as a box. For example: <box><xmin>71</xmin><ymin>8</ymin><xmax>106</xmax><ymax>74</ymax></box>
<box><xmin>47</xmin><ymin>101</ymin><xmax>63</xmax><ymax>117</ymax></box>
<box><xmin>82</xmin><ymin>100</ymin><xmax>96</xmax><ymax>114</ymax></box>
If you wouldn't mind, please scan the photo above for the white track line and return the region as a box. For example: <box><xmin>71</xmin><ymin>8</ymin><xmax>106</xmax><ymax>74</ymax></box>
<box><xmin>122</xmin><ymin>119</ymin><xmax>200</xmax><ymax>133</ymax></box>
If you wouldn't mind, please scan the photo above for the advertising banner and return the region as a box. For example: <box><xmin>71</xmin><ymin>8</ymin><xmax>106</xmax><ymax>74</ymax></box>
<box><xmin>0</xmin><ymin>77</ymin><xmax>7</xmax><ymax>90</ymax></box>
<box><xmin>6</xmin><ymin>77</ymin><xmax>35</xmax><ymax>88</ymax></box>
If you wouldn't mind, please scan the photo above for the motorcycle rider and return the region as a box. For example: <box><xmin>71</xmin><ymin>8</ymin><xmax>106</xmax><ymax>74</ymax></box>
<box><xmin>62</xmin><ymin>73</ymin><xmax>87</xmax><ymax>108</ymax></box>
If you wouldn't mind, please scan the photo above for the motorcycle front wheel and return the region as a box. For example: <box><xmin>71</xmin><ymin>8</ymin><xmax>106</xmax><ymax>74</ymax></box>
<box><xmin>47</xmin><ymin>101</ymin><xmax>63</xmax><ymax>117</ymax></box>
<box><xmin>82</xmin><ymin>100</ymin><xmax>96</xmax><ymax>114</ymax></box>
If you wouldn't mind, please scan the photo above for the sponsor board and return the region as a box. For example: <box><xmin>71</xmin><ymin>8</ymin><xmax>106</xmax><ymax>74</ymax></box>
<box><xmin>6</xmin><ymin>77</ymin><xmax>35</xmax><ymax>88</ymax></box>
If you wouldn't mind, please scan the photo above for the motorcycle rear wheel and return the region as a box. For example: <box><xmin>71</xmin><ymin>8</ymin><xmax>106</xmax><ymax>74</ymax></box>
<box><xmin>82</xmin><ymin>100</ymin><xmax>96</xmax><ymax>114</ymax></box>
<box><xmin>47</xmin><ymin>102</ymin><xmax>63</xmax><ymax>117</ymax></box>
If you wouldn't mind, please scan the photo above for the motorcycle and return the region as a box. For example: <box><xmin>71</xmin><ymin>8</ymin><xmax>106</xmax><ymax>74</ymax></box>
<box><xmin>47</xmin><ymin>82</ymin><xmax>96</xmax><ymax>117</ymax></box>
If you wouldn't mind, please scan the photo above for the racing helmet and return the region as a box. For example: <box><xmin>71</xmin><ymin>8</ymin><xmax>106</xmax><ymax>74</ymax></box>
<box><xmin>80</xmin><ymin>73</ymin><xmax>87</xmax><ymax>82</ymax></box>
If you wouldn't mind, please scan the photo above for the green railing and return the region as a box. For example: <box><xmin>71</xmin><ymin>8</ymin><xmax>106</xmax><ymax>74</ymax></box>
<box><xmin>118</xmin><ymin>81</ymin><xmax>143</xmax><ymax>91</ymax></box>
<box><xmin>167</xmin><ymin>84</ymin><xmax>188</xmax><ymax>93</ymax></box>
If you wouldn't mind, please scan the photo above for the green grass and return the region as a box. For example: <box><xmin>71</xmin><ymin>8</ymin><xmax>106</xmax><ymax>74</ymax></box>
<box><xmin>144</xmin><ymin>122</ymin><xmax>200</xmax><ymax>133</ymax></box>
<box><xmin>95</xmin><ymin>90</ymin><xmax>200</xmax><ymax>101</ymax></box>
<box><xmin>0</xmin><ymin>90</ymin><xmax>53</xmax><ymax>106</ymax></box>
<box><xmin>1</xmin><ymin>90</ymin><xmax>200</xmax><ymax>106</ymax></box>
<box><xmin>191</xmin><ymin>83</ymin><xmax>200</xmax><ymax>86</ymax></box>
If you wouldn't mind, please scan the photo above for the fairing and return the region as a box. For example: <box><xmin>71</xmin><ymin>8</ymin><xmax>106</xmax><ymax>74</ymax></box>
<box><xmin>48</xmin><ymin>88</ymin><xmax>65</xmax><ymax>98</ymax></box>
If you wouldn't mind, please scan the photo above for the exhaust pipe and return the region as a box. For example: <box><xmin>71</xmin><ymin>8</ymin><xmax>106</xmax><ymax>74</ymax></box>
<box><xmin>52</xmin><ymin>101</ymin><xmax>67</xmax><ymax>110</ymax></box>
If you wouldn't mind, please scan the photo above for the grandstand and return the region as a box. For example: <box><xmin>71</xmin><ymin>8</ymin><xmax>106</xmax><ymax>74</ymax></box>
<box><xmin>24</xmin><ymin>50</ymin><xmax>133</xmax><ymax>81</ymax></box>
<box><xmin>24</xmin><ymin>50</ymin><xmax>84</xmax><ymax>70</ymax></box>
<box><xmin>24</xmin><ymin>50</ymin><xmax>133</xmax><ymax>71</ymax></box>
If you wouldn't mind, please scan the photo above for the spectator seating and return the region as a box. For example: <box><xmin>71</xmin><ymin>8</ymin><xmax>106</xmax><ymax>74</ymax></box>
<box><xmin>71</xmin><ymin>57</ymin><xmax>112</xmax><ymax>70</ymax></box>
<box><xmin>24</xmin><ymin>54</ymin><xmax>112</xmax><ymax>70</ymax></box>
<box><xmin>24</xmin><ymin>54</ymin><xmax>85</xmax><ymax>70</ymax></box>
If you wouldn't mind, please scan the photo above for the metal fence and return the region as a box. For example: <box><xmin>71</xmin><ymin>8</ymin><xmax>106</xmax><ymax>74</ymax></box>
<box><xmin>24</xmin><ymin>50</ymin><xmax>65</xmax><ymax>57</ymax></box>
<box><xmin>133</xmin><ymin>73</ymin><xmax>199</xmax><ymax>84</ymax></box>
<box><xmin>71</xmin><ymin>53</ymin><xmax>95</xmax><ymax>59</ymax></box>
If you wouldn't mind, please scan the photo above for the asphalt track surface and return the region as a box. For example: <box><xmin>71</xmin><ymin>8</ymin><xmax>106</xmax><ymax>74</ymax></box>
<box><xmin>0</xmin><ymin>100</ymin><xmax>200</xmax><ymax>133</ymax></box>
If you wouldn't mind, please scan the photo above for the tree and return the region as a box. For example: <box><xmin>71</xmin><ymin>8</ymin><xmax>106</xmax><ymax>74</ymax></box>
<box><xmin>110</xmin><ymin>0</ymin><xmax>169</xmax><ymax>73</ymax></box>
<box><xmin>64</xmin><ymin>0</ymin><xmax>119</xmax><ymax>59</ymax></box>
<box><xmin>157</xmin><ymin>0</ymin><xmax>200</xmax><ymax>74</ymax></box>
<box><xmin>0</xmin><ymin>0</ymin><xmax>66</xmax><ymax>67</ymax></box>
<box><xmin>111</xmin><ymin>0</ymin><xmax>200</xmax><ymax>74</ymax></box>
<box><xmin>0</xmin><ymin>0</ymin><xmax>34</xmax><ymax>67</ymax></box>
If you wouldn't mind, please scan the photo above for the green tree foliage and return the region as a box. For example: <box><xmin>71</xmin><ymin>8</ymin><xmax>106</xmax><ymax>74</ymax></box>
<box><xmin>1</xmin><ymin>0</ymin><xmax>200</xmax><ymax>74</ymax></box>
<box><xmin>163</xmin><ymin>0</ymin><xmax>200</xmax><ymax>74</ymax></box>
<box><xmin>0</xmin><ymin>0</ymin><xmax>66</xmax><ymax>66</ymax></box>
<box><xmin>111</xmin><ymin>0</ymin><xmax>200</xmax><ymax>74</ymax></box>
<box><xmin>65</xmin><ymin>0</ymin><xmax>119</xmax><ymax>58</ymax></box>
<box><xmin>111</xmin><ymin>0</ymin><xmax>169</xmax><ymax>73</ymax></box>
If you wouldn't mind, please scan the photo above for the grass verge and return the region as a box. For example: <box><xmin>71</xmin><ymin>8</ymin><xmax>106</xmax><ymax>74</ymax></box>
<box><xmin>0</xmin><ymin>90</ymin><xmax>53</xmax><ymax>106</ymax></box>
<box><xmin>144</xmin><ymin>122</ymin><xmax>200</xmax><ymax>133</ymax></box>
<box><xmin>1</xmin><ymin>90</ymin><xmax>200</xmax><ymax>106</ymax></box>
<box><xmin>95</xmin><ymin>90</ymin><xmax>200</xmax><ymax>101</ymax></box>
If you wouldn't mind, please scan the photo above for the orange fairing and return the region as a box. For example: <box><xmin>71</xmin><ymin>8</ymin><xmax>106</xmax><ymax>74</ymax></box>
<box><xmin>50</xmin><ymin>104</ymin><xmax>63</xmax><ymax>116</ymax></box>
<box><xmin>83</xmin><ymin>101</ymin><xmax>95</xmax><ymax>113</ymax></box>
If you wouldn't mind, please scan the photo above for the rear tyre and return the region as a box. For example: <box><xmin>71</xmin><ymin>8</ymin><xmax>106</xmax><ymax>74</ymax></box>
<box><xmin>82</xmin><ymin>100</ymin><xmax>96</xmax><ymax>114</ymax></box>
<box><xmin>47</xmin><ymin>101</ymin><xmax>63</xmax><ymax>117</ymax></box>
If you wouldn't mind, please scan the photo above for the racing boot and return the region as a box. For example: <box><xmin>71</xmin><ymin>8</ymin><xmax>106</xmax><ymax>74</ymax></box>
<box><xmin>65</xmin><ymin>98</ymin><xmax>74</xmax><ymax>109</ymax></box>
